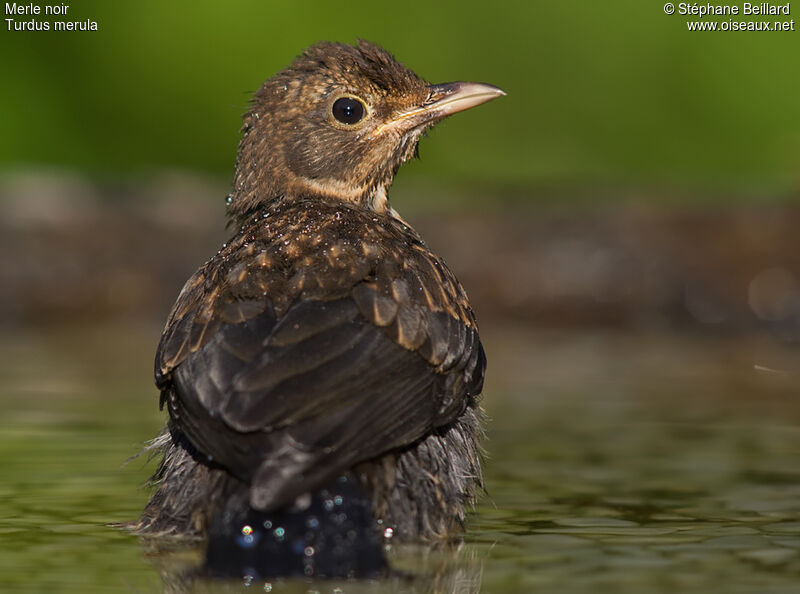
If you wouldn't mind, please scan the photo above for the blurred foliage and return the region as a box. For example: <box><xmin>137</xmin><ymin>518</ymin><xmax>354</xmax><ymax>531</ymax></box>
<box><xmin>0</xmin><ymin>0</ymin><xmax>799</xmax><ymax>199</ymax></box>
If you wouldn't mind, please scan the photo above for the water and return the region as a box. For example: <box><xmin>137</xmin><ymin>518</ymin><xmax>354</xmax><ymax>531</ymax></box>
<box><xmin>1</xmin><ymin>322</ymin><xmax>798</xmax><ymax>593</ymax></box>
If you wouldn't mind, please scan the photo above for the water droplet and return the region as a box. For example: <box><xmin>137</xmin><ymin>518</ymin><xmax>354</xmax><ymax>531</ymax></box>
<box><xmin>243</xmin><ymin>574</ymin><xmax>254</xmax><ymax>586</ymax></box>
<box><xmin>225</xmin><ymin>195</ymin><xmax>233</xmax><ymax>205</ymax></box>
<box><xmin>323</xmin><ymin>499</ymin><xmax>335</xmax><ymax>511</ymax></box>
<box><xmin>263</xmin><ymin>520</ymin><xmax>272</xmax><ymax>529</ymax></box>
<box><xmin>273</xmin><ymin>526</ymin><xmax>285</xmax><ymax>540</ymax></box>
<box><xmin>304</xmin><ymin>546</ymin><xmax>315</xmax><ymax>556</ymax></box>
<box><xmin>384</xmin><ymin>527</ymin><xmax>394</xmax><ymax>539</ymax></box>
<box><xmin>264</xmin><ymin>584</ymin><xmax>272</xmax><ymax>592</ymax></box>
<box><xmin>236</xmin><ymin>524</ymin><xmax>259</xmax><ymax>548</ymax></box>
<box><xmin>334</xmin><ymin>495</ymin><xmax>343</xmax><ymax>506</ymax></box>
<box><xmin>306</xmin><ymin>516</ymin><xmax>320</xmax><ymax>530</ymax></box>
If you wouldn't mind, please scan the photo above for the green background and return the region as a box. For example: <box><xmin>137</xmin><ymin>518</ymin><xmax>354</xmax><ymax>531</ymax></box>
<box><xmin>1</xmin><ymin>0</ymin><xmax>799</xmax><ymax>200</ymax></box>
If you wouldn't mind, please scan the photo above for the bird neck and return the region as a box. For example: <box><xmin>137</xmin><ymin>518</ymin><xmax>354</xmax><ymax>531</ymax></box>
<box><xmin>225</xmin><ymin>181</ymin><xmax>395</xmax><ymax>229</ymax></box>
<box><xmin>363</xmin><ymin>184</ymin><xmax>389</xmax><ymax>212</ymax></box>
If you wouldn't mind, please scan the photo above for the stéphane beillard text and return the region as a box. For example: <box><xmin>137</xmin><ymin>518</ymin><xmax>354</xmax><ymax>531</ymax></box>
<box><xmin>678</xmin><ymin>3</ymin><xmax>791</xmax><ymax>17</ymax></box>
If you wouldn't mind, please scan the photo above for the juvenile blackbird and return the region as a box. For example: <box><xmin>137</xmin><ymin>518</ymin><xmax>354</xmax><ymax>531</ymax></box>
<box><xmin>137</xmin><ymin>40</ymin><xmax>503</xmax><ymax>572</ymax></box>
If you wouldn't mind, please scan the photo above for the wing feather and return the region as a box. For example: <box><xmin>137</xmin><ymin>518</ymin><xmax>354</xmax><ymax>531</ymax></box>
<box><xmin>154</xmin><ymin>200</ymin><xmax>486</xmax><ymax>512</ymax></box>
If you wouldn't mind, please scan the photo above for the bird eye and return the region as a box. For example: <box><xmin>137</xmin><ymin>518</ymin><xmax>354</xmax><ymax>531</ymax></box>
<box><xmin>331</xmin><ymin>96</ymin><xmax>366</xmax><ymax>125</ymax></box>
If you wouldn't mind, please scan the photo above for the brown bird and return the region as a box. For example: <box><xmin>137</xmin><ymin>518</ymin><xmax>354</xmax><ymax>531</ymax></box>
<box><xmin>137</xmin><ymin>40</ymin><xmax>503</xmax><ymax>573</ymax></box>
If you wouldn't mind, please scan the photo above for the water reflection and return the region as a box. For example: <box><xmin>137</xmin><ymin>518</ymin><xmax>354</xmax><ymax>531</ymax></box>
<box><xmin>143</xmin><ymin>539</ymin><xmax>483</xmax><ymax>593</ymax></box>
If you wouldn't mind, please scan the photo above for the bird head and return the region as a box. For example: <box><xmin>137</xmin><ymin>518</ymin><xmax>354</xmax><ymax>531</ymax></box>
<box><xmin>228</xmin><ymin>40</ymin><xmax>504</xmax><ymax>221</ymax></box>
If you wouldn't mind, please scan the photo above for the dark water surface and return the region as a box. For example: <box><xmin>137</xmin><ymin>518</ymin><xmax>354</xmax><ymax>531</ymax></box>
<box><xmin>1</xmin><ymin>322</ymin><xmax>798</xmax><ymax>593</ymax></box>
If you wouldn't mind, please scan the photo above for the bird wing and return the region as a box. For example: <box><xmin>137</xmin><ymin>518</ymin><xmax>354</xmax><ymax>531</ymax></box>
<box><xmin>154</xmin><ymin>202</ymin><xmax>485</xmax><ymax>511</ymax></box>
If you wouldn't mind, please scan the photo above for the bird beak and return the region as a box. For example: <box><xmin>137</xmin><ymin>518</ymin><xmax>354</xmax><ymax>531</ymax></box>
<box><xmin>422</xmin><ymin>82</ymin><xmax>506</xmax><ymax>118</ymax></box>
<box><xmin>377</xmin><ymin>82</ymin><xmax>505</xmax><ymax>135</ymax></box>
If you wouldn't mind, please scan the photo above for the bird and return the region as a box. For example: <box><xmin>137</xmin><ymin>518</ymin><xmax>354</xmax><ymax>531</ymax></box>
<box><xmin>135</xmin><ymin>39</ymin><xmax>504</xmax><ymax>576</ymax></box>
